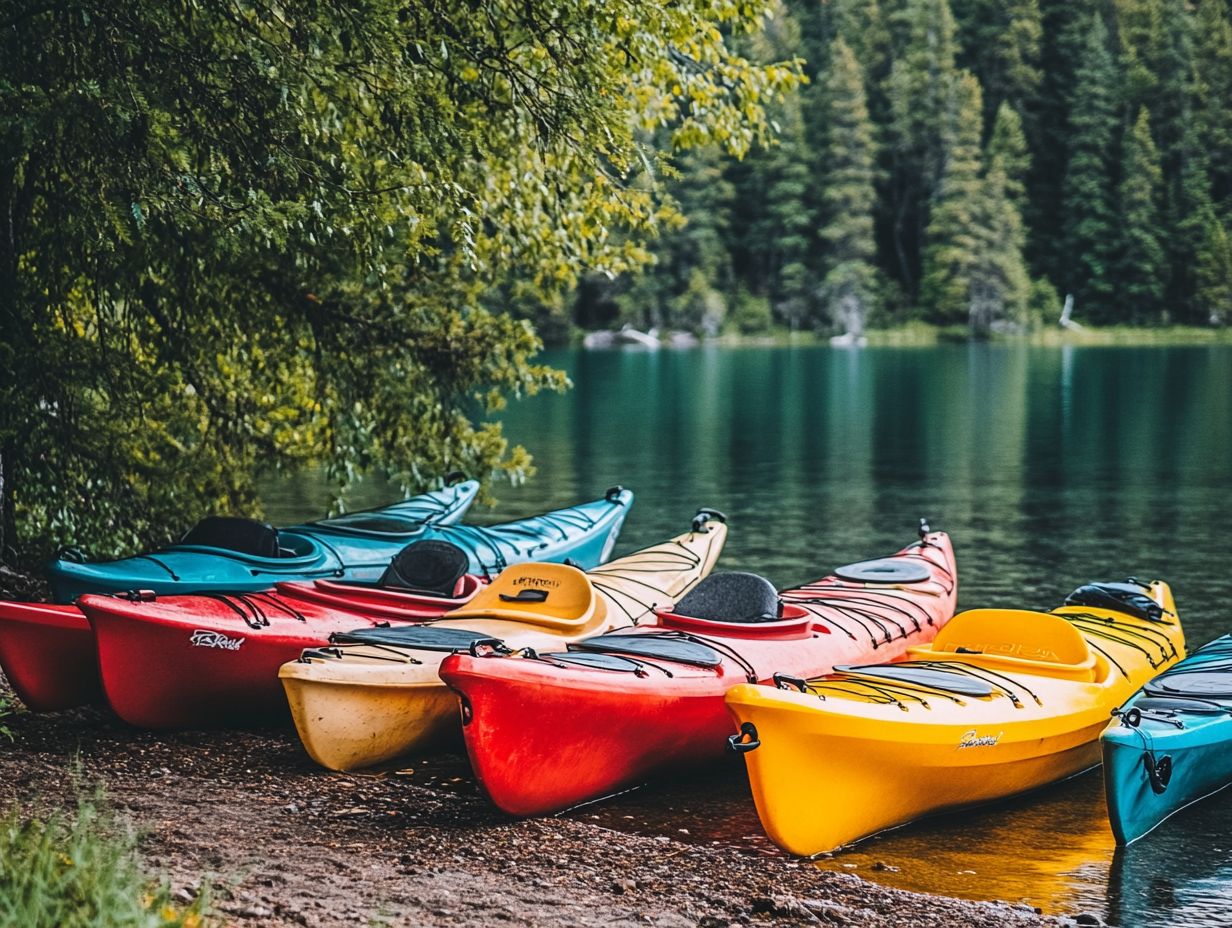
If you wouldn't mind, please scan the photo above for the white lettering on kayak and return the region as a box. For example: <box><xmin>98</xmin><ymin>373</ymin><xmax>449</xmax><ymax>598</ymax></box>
<box><xmin>958</xmin><ymin>730</ymin><xmax>1002</xmax><ymax>749</ymax></box>
<box><xmin>189</xmin><ymin>630</ymin><xmax>245</xmax><ymax>651</ymax></box>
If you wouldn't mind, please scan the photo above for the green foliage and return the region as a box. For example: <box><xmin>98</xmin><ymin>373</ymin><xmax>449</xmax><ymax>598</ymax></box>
<box><xmin>0</xmin><ymin>0</ymin><xmax>802</xmax><ymax>563</ymax></box>
<box><xmin>1196</xmin><ymin>215</ymin><xmax>1232</xmax><ymax>324</ymax></box>
<box><xmin>0</xmin><ymin>797</ymin><xmax>207</xmax><ymax>927</ymax></box>
<box><xmin>818</xmin><ymin>39</ymin><xmax>880</xmax><ymax>333</ymax></box>
<box><xmin>727</xmin><ymin>289</ymin><xmax>775</xmax><ymax>335</ymax></box>
<box><xmin>1062</xmin><ymin>15</ymin><xmax>1121</xmax><ymax>323</ymax></box>
<box><xmin>1117</xmin><ymin>109</ymin><xmax>1167</xmax><ymax>323</ymax></box>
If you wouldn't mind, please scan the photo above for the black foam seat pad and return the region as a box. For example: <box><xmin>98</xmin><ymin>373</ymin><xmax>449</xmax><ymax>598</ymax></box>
<box><xmin>833</xmin><ymin>663</ymin><xmax>996</xmax><ymax>697</ymax></box>
<box><xmin>379</xmin><ymin>540</ymin><xmax>470</xmax><ymax>595</ymax></box>
<box><xmin>833</xmin><ymin>558</ymin><xmax>931</xmax><ymax>584</ymax></box>
<box><xmin>1145</xmin><ymin>670</ymin><xmax>1232</xmax><ymax>700</ymax></box>
<box><xmin>1064</xmin><ymin>581</ymin><xmax>1164</xmax><ymax>622</ymax></box>
<box><xmin>181</xmin><ymin>516</ymin><xmax>280</xmax><ymax>558</ymax></box>
<box><xmin>331</xmin><ymin>625</ymin><xmax>497</xmax><ymax>652</ymax></box>
<box><xmin>572</xmin><ymin>633</ymin><xmax>723</xmax><ymax>668</ymax></box>
<box><xmin>673</xmin><ymin>572</ymin><xmax>780</xmax><ymax>623</ymax></box>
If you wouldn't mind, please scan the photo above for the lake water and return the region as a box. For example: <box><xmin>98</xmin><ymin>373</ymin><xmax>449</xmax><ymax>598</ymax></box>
<box><xmin>261</xmin><ymin>343</ymin><xmax>1232</xmax><ymax>928</ymax></box>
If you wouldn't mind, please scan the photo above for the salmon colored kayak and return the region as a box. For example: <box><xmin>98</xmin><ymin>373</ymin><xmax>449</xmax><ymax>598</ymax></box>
<box><xmin>439</xmin><ymin>524</ymin><xmax>956</xmax><ymax>816</ymax></box>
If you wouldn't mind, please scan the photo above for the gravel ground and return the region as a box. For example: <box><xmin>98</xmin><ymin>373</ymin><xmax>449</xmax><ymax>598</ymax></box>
<box><xmin>0</xmin><ymin>672</ymin><xmax>1062</xmax><ymax>928</ymax></box>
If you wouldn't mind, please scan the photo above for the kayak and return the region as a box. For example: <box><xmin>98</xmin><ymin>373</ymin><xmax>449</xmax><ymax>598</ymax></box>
<box><xmin>440</xmin><ymin>525</ymin><xmax>957</xmax><ymax>816</ymax></box>
<box><xmin>0</xmin><ymin>481</ymin><xmax>490</xmax><ymax>711</ymax></box>
<box><xmin>280</xmin><ymin>510</ymin><xmax>729</xmax><ymax>771</ymax></box>
<box><xmin>1102</xmin><ymin>634</ymin><xmax>1232</xmax><ymax>845</ymax></box>
<box><xmin>58</xmin><ymin>490</ymin><xmax>633</xmax><ymax>727</ymax></box>
<box><xmin>46</xmin><ymin>477</ymin><xmax>481</xmax><ymax>602</ymax></box>
<box><xmin>726</xmin><ymin>579</ymin><xmax>1185</xmax><ymax>856</ymax></box>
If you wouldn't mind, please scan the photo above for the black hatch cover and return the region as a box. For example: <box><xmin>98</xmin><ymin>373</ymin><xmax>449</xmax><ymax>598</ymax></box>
<box><xmin>833</xmin><ymin>663</ymin><xmax>996</xmax><ymax>697</ymax></box>
<box><xmin>330</xmin><ymin>625</ymin><xmax>497</xmax><ymax>652</ymax></box>
<box><xmin>572</xmin><ymin>633</ymin><xmax>724</xmax><ymax>668</ymax></box>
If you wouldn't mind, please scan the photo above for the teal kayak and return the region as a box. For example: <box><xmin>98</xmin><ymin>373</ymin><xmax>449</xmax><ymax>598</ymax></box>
<box><xmin>48</xmin><ymin>484</ymin><xmax>632</xmax><ymax>602</ymax></box>
<box><xmin>47</xmin><ymin>478</ymin><xmax>481</xmax><ymax>602</ymax></box>
<box><xmin>1102</xmin><ymin>634</ymin><xmax>1232</xmax><ymax>844</ymax></box>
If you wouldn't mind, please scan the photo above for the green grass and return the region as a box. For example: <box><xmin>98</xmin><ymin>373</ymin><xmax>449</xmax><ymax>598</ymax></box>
<box><xmin>0</xmin><ymin>795</ymin><xmax>209</xmax><ymax>928</ymax></box>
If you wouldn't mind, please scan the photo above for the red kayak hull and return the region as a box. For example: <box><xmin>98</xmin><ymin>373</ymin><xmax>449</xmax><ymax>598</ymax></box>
<box><xmin>0</xmin><ymin>601</ymin><xmax>104</xmax><ymax>711</ymax></box>
<box><xmin>440</xmin><ymin>532</ymin><xmax>957</xmax><ymax>816</ymax></box>
<box><xmin>76</xmin><ymin>583</ymin><xmax>477</xmax><ymax>728</ymax></box>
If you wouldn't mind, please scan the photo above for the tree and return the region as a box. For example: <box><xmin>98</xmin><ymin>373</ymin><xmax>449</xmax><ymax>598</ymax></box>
<box><xmin>885</xmin><ymin>0</ymin><xmax>963</xmax><ymax>298</ymax></box>
<box><xmin>1061</xmin><ymin>14</ymin><xmax>1121</xmax><ymax>322</ymax></box>
<box><xmin>919</xmin><ymin>72</ymin><xmax>986</xmax><ymax>324</ymax></box>
<box><xmin>1196</xmin><ymin>214</ymin><xmax>1232</xmax><ymax>324</ymax></box>
<box><xmin>0</xmin><ymin>0</ymin><xmax>802</xmax><ymax>565</ymax></box>
<box><xmin>986</xmin><ymin>103</ymin><xmax>1031</xmax><ymax>213</ymax></box>
<box><xmin>1193</xmin><ymin>0</ymin><xmax>1232</xmax><ymax>212</ymax></box>
<box><xmin>951</xmin><ymin>0</ymin><xmax>1043</xmax><ymax>121</ymax></box>
<box><xmin>818</xmin><ymin>39</ymin><xmax>881</xmax><ymax>334</ymax></box>
<box><xmin>1116</xmin><ymin>109</ymin><xmax>1167</xmax><ymax>323</ymax></box>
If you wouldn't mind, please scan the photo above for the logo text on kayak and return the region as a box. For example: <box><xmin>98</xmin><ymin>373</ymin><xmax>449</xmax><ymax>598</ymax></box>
<box><xmin>189</xmin><ymin>630</ymin><xmax>245</xmax><ymax>651</ymax></box>
<box><xmin>957</xmin><ymin>730</ymin><xmax>1001</xmax><ymax>749</ymax></box>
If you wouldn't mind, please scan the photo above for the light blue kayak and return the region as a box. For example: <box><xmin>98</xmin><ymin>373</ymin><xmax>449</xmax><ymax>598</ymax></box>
<box><xmin>47</xmin><ymin>482</ymin><xmax>632</xmax><ymax>602</ymax></box>
<box><xmin>1102</xmin><ymin>634</ymin><xmax>1232</xmax><ymax>844</ymax></box>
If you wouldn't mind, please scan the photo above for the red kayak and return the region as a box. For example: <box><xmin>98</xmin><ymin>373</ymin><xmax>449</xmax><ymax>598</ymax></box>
<box><xmin>0</xmin><ymin>561</ymin><xmax>484</xmax><ymax>715</ymax></box>
<box><xmin>439</xmin><ymin>525</ymin><xmax>957</xmax><ymax>816</ymax></box>
<box><xmin>73</xmin><ymin>540</ymin><xmax>494</xmax><ymax>728</ymax></box>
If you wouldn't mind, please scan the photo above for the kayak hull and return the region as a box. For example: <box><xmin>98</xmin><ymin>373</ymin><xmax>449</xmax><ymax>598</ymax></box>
<box><xmin>1101</xmin><ymin>634</ymin><xmax>1232</xmax><ymax>844</ymax></box>
<box><xmin>441</xmin><ymin>532</ymin><xmax>958</xmax><ymax>816</ymax></box>
<box><xmin>0</xmin><ymin>602</ymin><xmax>103</xmax><ymax>711</ymax></box>
<box><xmin>281</xmin><ymin>517</ymin><xmax>729</xmax><ymax>771</ymax></box>
<box><xmin>727</xmin><ymin>581</ymin><xmax>1184</xmax><ymax>856</ymax></box>
<box><xmin>47</xmin><ymin>480</ymin><xmax>481</xmax><ymax>602</ymax></box>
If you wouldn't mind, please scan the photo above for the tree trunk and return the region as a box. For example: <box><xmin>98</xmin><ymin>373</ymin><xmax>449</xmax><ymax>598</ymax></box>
<box><xmin>0</xmin><ymin>446</ymin><xmax>13</xmax><ymax>568</ymax></box>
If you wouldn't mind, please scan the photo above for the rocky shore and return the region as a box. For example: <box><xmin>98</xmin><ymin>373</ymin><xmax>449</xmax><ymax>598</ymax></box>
<box><xmin>0</xmin><ymin>675</ymin><xmax>1058</xmax><ymax>928</ymax></box>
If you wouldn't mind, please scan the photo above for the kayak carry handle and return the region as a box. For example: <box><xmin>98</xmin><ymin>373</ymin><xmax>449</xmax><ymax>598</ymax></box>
<box><xmin>1145</xmin><ymin>752</ymin><xmax>1173</xmax><ymax>794</ymax></box>
<box><xmin>692</xmin><ymin>508</ymin><xmax>727</xmax><ymax>533</ymax></box>
<box><xmin>443</xmin><ymin>471</ymin><xmax>467</xmax><ymax>486</ymax></box>
<box><xmin>467</xmin><ymin>637</ymin><xmax>514</xmax><ymax>658</ymax></box>
<box><xmin>123</xmin><ymin>589</ymin><xmax>157</xmax><ymax>602</ymax></box>
<box><xmin>727</xmin><ymin>722</ymin><xmax>761</xmax><ymax>754</ymax></box>
<box><xmin>499</xmin><ymin>588</ymin><xmax>549</xmax><ymax>603</ymax></box>
<box><xmin>605</xmin><ymin>485</ymin><xmax>626</xmax><ymax>503</ymax></box>
<box><xmin>919</xmin><ymin>518</ymin><xmax>931</xmax><ymax>541</ymax></box>
<box><xmin>773</xmin><ymin>673</ymin><xmax>811</xmax><ymax>693</ymax></box>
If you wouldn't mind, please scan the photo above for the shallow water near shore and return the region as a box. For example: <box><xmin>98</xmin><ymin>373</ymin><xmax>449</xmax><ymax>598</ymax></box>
<box><xmin>261</xmin><ymin>343</ymin><xmax>1232</xmax><ymax>928</ymax></box>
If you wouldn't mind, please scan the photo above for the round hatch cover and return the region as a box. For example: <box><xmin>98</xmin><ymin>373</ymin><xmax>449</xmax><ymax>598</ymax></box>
<box><xmin>834</xmin><ymin>558</ymin><xmax>931</xmax><ymax>584</ymax></box>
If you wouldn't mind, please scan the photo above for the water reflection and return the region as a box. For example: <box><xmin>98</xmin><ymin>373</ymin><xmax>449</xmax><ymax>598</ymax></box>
<box><xmin>259</xmin><ymin>344</ymin><xmax>1232</xmax><ymax>927</ymax></box>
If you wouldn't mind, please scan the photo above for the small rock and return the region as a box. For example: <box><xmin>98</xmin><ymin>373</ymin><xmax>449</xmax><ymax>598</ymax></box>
<box><xmin>1074</xmin><ymin>915</ymin><xmax>1104</xmax><ymax>927</ymax></box>
<box><xmin>870</xmin><ymin>861</ymin><xmax>900</xmax><ymax>873</ymax></box>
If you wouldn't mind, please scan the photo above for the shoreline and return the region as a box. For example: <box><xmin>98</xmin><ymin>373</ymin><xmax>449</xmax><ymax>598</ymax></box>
<box><xmin>564</xmin><ymin>323</ymin><xmax>1232</xmax><ymax>350</ymax></box>
<box><xmin>0</xmin><ymin>676</ymin><xmax>1057</xmax><ymax>928</ymax></box>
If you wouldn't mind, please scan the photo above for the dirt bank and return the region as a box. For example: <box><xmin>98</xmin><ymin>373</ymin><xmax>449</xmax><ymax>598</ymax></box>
<box><xmin>0</xmin><ymin>676</ymin><xmax>1054</xmax><ymax>928</ymax></box>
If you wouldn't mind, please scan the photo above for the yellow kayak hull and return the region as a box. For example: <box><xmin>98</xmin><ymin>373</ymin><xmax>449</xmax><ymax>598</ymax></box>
<box><xmin>282</xmin><ymin>518</ymin><xmax>727</xmax><ymax>771</ymax></box>
<box><xmin>728</xmin><ymin>581</ymin><xmax>1184</xmax><ymax>856</ymax></box>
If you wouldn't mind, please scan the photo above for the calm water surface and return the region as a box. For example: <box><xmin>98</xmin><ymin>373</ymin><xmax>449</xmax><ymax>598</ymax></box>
<box><xmin>261</xmin><ymin>344</ymin><xmax>1232</xmax><ymax>928</ymax></box>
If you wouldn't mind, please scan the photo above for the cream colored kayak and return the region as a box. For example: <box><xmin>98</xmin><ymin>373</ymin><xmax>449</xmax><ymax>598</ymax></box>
<box><xmin>280</xmin><ymin>511</ymin><xmax>728</xmax><ymax>770</ymax></box>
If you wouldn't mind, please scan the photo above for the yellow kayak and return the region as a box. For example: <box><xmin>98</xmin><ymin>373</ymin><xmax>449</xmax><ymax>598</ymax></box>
<box><xmin>726</xmin><ymin>579</ymin><xmax>1185</xmax><ymax>856</ymax></box>
<box><xmin>280</xmin><ymin>511</ymin><xmax>727</xmax><ymax>771</ymax></box>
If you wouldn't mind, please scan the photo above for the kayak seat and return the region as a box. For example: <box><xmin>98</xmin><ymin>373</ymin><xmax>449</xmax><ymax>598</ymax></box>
<box><xmin>833</xmin><ymin>558</ymin><xmax>932</xmax><ymax>584</ymax></box>
<box><xmin>443</xmin><ymin>562</ymin><xmax>602</xmax><ymax>631</ymax></box>
<box><xmin>927</xmin><ymin>608</ymin><xmax>1098</xmax><ymax>682</ymax></box>
<box><xmin>1064</xmin><ymin>581</ymin><xmax>1164</xmax><ymax>622</ymax></box>
<box><xmin>672</xmin><ymin>572</ymin><xmax>781</xmax><ymax>623</ymax></box>
<box><xmin>180</xmin><ymin>516</ymin><xmax>280</xmax><ymax>559</ymax></box>
<box><xmin>379</xmin><ymin>540</ymin><xmax>470</xmax><ymax>597</ymax></box>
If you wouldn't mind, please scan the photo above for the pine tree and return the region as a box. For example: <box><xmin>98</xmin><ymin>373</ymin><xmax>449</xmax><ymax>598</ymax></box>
<box><xmin>1196</xmin><ymin>214</ymin><xmax>1232</xmax><ymax>324</ymax></box>
<box><xmin>920</xmin><ymin>72</ymin><xmax>986</xmax><ymax>324</ymax></box>
<box><xmin>970</xmin><ymin>158</ymin><xmax>1032</xmax><ymax>333</ymax></box>
<box><xmin>886</xmin><ymin>0</ymin><xmax>962</xmax><ymax>298</ymax></box>
<box><xmin>1117</xmin><ymin>109</ymin><xmax>1167</xmax><ymax>323</ymax></box>
<box><xmin>818</xmin><ymin>38</ymin><xmax>881</xmax><ymax>334</ymax></box>
<box><xmin>1193</xmin><ymin>0</ymin><xmax>1232</xmax><ymax>212</ymax></box>
<box><xmin>762</xmin><ymin>96</ymin><xmax>817</xmax><ymax>328</ymax></box>
<box><xmin>951</xmin><ymin>0</ymin><xmax>1043</xmax><ymax>121</ymax></box>
<box><xmin>986</xmin><ymin>103</ymin><xmax>1031</xmax><ymax>214</ymax></box>
<box><xmin>1061</xmin><ymin>14</ymin><xmax>1121</xmax><ymax>323</ymax></box>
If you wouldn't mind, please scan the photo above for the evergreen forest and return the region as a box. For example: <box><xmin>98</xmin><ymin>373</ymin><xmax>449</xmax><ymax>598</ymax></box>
<box><xmin>571</xmin><ymin>0</ymin><xmax>1232</xmax><ymax>337</ymax></box>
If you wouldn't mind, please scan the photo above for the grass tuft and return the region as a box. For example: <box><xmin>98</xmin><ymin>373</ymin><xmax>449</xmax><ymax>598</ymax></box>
<box><xmin>0</xmin><ymin>795</ymin><xmax>208</xmax><ymax>928</ymax></box>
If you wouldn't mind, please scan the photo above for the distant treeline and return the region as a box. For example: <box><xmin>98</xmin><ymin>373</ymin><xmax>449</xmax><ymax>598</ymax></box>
<box><xmin>566</xmin><ymin>0</ymin><xmax>1232</xmax><ymax>337</ymax></box>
